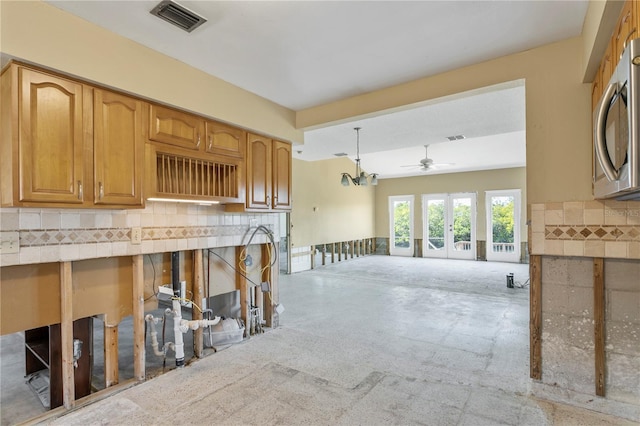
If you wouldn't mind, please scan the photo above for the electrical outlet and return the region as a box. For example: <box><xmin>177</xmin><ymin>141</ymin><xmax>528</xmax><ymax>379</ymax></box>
<box><xmin>131</xmin><ymin>227</ymin><xmax>142</xmax><ymax>245</ymax></box>
<box><xmin>0</xmin><ymin>231</ymin><xmax>20</xmax><ymax>254</ymax></box>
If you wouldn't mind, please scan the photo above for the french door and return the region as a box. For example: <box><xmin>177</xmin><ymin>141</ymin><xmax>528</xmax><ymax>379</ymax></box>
<box><xmin>389</xmin><ymin>195</ymin><xmax>414</xmax><ymax>256</ymax></box>
<box><xmin>422</xmin><ymin>193</ymin><xmax>476</xmax><ymax>260</ymax></box>
<box><xmin>486</xmin><ymin>190</ymin><xmax>521</xmax><ymax>262</ymax></box>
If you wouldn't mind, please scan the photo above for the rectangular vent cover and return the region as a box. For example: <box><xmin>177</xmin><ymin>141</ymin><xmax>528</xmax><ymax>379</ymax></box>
<box><xmin>150</xmin><ymin>0</ymin><xmax>207</xmax><ymax>33</ymax></box>
<box><xmin>333</xmin><ymin>153</ymin><xmax>348</xmax><ymax>157</ymax></box>
<box><xmin>446</xmin><ymin>135</ymin><xmax>465</xmax><ymax>141</ymax></box>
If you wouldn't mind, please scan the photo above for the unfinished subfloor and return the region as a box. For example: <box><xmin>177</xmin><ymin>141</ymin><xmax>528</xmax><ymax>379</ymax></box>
<box><xmin>13</xmin><ymin>256</ymin><xmax>640</xmax><ymax>425</ymax></box>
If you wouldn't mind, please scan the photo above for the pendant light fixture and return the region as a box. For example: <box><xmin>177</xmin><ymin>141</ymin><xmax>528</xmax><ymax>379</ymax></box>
<box><xmin>341</xmin><ymin>127</ymin><xmax>378</xmax><ymax>186</ymax></box>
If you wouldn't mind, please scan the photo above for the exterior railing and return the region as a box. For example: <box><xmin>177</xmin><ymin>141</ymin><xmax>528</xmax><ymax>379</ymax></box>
<box><xmin>492</xmin><ymin>242</ymin><xmax>515</xmax><ymax>253</ymax></box>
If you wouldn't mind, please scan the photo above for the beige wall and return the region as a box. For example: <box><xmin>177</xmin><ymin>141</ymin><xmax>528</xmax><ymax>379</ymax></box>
<box><xmin>291</xmin><ymin>157</ymin><xmax>375</xmax><ymax>247</ymax></box>
<box><xmin>0</xmin><ymin>0</ymin><xmax>302</xmax><ymax>145</ymax></box>
<box><xmin>374</xmin><ymin>167</ymin><xmax>527</xmax><ymax>241</ymax></box>
<box><xmin>297</xmin><ymin>37</ymin><xmax>591</xmax><ymax>205</ymax></box>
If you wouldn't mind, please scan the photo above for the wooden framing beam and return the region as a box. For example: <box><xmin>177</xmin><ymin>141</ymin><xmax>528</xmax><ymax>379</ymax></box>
<box><xmin>193</xmin><ymin>249</ymin><xmax>204</xmax><ymax>358</ymax></box>
<box><xmin>529</xmin><ymin>255</ymin><xmax>542</xmax><ymax>380</ymax></box>
<box><xmin>261</xmin><ymin>243</ymin><xmax>273</xmax><ymax>328</ymax></box>
<box><xmin>104</xmin><ymin>324</ymin><xmax>119</xmax><ymax>387</ymax></box>
<box><xmin>132</xmin><ymin>254</ymin><xmax>145</xmax><ymax>381</ymax></box>
<box><xmin>331</xmin><ymin>243</ymin><xmax>335</xmax><ymax>263</ymax></box>
<box><xmin>59</xmin><ymin>261</ymin><xmax>75</xmax><ymax>409</ymax></box>
<box><xmin>594</xmin><ymin>257</ymin><xmax>606</xmax><ymax>396</ymax></box>
<box><xmin>322</xmin><ymin>244</ymin><xmax>326</xmax><ymax>266</ymax></box>
<box><xmin>338</xmin><ymin>242</ymin><xmax>342</xmax><ymax>261</ymax></box>
<box><xmin>236</xmin><ymin>246</ymin><xmax>250</xmax><ymax>338</ymax></box>
<box><xmin>350</xmin><ymin>241</ymin><xmax>355</xmax><ymax>259</ymax></box>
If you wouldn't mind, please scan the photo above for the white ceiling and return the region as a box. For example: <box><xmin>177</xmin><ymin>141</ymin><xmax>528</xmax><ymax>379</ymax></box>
<box><xmin>45</xmin><ymin>0</ymin><xmax>589</xmax><ymax>179</ymax></box>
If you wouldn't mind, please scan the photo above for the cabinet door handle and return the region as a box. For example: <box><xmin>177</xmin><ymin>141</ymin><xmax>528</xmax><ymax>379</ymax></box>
<box><xmin>196</xmin><ymin>133</ymin><xmax>201</xmax><ymax>148</ymax></box>
<box><xmin>78</xmin><ymin>181</ymin><xmax>83</xmax><ymax>200</ymax></box>
<box><xmin>266</xmin><ymin>195</ymin><xmax>271</xmax><ymax>207</ymax></box>
<box><xmin>98</xmin><ymin>182</ymin><xmax>104</xmax><ymax>200</ymax></box>
<box><xmin>273</xmin><ymin>196</ymin><xmax>278</xmax><ymax>207</ymax></box>
<box><xmin>208</xmin><ymin>135</ymin><xmax>213</xmax><ymax>151</ymax></box>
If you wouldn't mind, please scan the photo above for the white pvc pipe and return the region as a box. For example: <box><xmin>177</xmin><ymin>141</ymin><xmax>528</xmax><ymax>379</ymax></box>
<box><xmin>145</xmin><ymin>314</ymin><xmax>170</xmax><ymax>357</ymax></box>
<box><xmin>179</xmin><ymin>317</ymin><xmax>221</xmax><ymax>333</ymax></box>
<box><xmin>172</xmin><ymin>299</ymin><xmax>185</xmax><ymax>367</ymax></box>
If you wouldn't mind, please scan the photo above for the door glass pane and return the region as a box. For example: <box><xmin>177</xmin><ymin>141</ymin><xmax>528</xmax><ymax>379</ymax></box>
<box><xmin>452</xmin><ymin>198</ymin><xmax>472</xmax><ymax>252</ymax></box>
<box><xmin>490</xmin><ymin>196</ymin><xmax>515</xmax><ymax>253</ymax></box>
<box><xmin>393</xmin><ymin>201</ymin><xmax>410</xmax><ymax>249</ymax></box>
<box><xmin>426</xmin><ymin>199</ymin><xmax>445</xmax><ymax>251</ymax></box>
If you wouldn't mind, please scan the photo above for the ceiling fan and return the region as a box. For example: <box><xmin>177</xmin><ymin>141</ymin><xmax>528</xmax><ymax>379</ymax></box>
<box><xmin>402</xmin><ymin>144</ymin><xmax>454</xmax><ymax>172</ymax></box>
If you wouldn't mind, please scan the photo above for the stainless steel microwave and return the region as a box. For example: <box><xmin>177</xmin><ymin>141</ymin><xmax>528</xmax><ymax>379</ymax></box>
<box><xmin>593</xmin><ymin>38</ymin><xmax>640</xmax><ymax>200</ymax></box>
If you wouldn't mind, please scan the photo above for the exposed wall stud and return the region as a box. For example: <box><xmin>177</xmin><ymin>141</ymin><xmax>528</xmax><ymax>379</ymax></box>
<box><xmin>132</xmin><ymin>255</ymin><xmax>145</xmax><ymax>380</ymax></box>
<box><xmin>60</xmin><ymin>261</ymin><xmax>75</xmax><ymax>408</ymax></box>
<box><xmin>193</xmin><ymin>249</ymin><xmax>204</xmax><ymax>358</ymax></box>
<box><xmin>530</xmin><ymin>255</ymin><xmax>542</xmax><ymax>380</ymax></box>
<box><xmin>310</xmin><ymin>245</ymin><xmax>316</xmax><ymax>270</ymax></box>
<box><xmin>104</xmin><ymin>325</ymin><xmax>119</xmax><ymax>387</ymax></box>
<box><xmin>236</xmin><ymin>246</ymin><xmax>249</xmax><ymax>338</ymax></box>
<box><xmin>594</xmin><ymin>257</ymin><xmax>606</xmax><ymax>396</ymax></box>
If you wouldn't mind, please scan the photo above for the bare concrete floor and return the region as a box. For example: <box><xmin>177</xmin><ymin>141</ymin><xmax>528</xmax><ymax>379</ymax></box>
<box><xmin>18</xmin><ymin>257</ymin><xmax>640</xmax><ymax>424</ymax></box>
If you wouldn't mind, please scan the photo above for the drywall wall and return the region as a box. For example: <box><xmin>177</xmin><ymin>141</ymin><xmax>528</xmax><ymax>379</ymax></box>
<box><xmin>72</xmin><ymin>257</ymin><xmax>133</xmax><ymax>325</ymax></box>
<box><xmin>373</xmin><ymin>167</ymin><xmax>527</xmax><ymax>242</ymax></box>
<box><xmin>297</xmin><ymin>37</ymin><xmax>591</xmax><ymax>205</ymax></box>
<box><xmin>291</xmin><ymin>157</ymin><xmax>375</xmax><ymax>248</ymax></box>
<box><xmin>541</xmin><ymin>256</ymin><xmax>640</xmax><ymax>405</ymax></box>
<box><xmin>0</xmin><ymin>1</ymin><xmax>302</xmax><ymax>145</ymax></box>
<box><xmin>0</xmin><ymin>263</ymin><xmax>61</xmax><ymax>335</ymax></box>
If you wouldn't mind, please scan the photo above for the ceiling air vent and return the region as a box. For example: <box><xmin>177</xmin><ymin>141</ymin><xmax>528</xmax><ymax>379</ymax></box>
<box><xmin>334</xmin><ymin>153</ymin><xmax>348</xmax><ymax>157</ymax></box>
<box><xmin>446</xmin><ymin>135</ymin><xmax>465</xmax><ymax>141</ymax></box>
<box><xmin>150</xmin><ymin>0</ymin><xmax>207</xmax><ymax>33</ymax></box>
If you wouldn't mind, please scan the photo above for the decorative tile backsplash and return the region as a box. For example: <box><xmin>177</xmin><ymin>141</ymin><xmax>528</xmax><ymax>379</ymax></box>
<box><xmin>530</xmin><ymin>200</ymin><xmax>640</xmax><ymax>259</ymax></box>
<box><xmin>0</xmin><ymin>202</ymin><xmax>281</xmax><ymax>266</ymax></box>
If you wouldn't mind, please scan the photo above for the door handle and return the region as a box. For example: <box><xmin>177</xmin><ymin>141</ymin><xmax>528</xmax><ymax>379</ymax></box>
<box><xmin>594</xmin><ymin>82</ymin><xmax>620</xmax><ymax>181</ymax></box>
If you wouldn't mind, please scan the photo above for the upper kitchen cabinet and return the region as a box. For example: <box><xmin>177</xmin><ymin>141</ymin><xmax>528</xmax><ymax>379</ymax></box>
<box><xmin>205</xmin><ymin>120</ymin><xmax>245</xmax><ymax>158</ymax></box>
<box><xmin>147</xmin><ymin>103</ymin><xmax>205</xmax><ymax>151</ymax></box>
<box><xmin>93</xmin><ymin>89</ymin><xmax>144</xmax><ymax>206</ymax></box>
<box><xmin>1</xmin><ymin>64</ymin><xmax>86</xmax><ymax>206</ymax></box>
<box><xmin>272</xmin><ymin>140</ymin><xmax>292</xmax><ymax>210</ymax></box>
<box><xmin>228</xmin><ymin>133</ymin><xmax>291</xmax><ymax>212</ymax></box>
<box><xmin>0</xmin><ymin>62</ymin><xmax>145</xmax><ymax>208</ymax></box>
<box><xmin>614</xmin><ymin>0</ymin><xmax>637</xmax><ymax>63</ymax></box>
<box><xmin>246</xmin><ymin>133</ymin><xmax>272</xmax><ymax>210</ymax></box>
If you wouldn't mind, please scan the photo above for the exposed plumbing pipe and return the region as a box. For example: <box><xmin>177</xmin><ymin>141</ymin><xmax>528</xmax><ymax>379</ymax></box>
<box><xmin>172</xmin><ymin>299</ymin><xmax>185</xmax><ymax>367</ymax></box>
<box><xmin>145</xmin><ymin>309</ymin><xmax>219</xmax><ymax>359</ymax></box>
<box><xmin>171</xmin><ymin>252</ymin><xmax>180</xmax><ymax>297</ymax></box>
<box><xmin>145</xmin><ymin>314</ymin><xmax>175</xmax><ymax>357</ymax></box>
<box><xmin>178</xmin><ymin>316</ymin><xmax>221</xmax><ymax>333</ymax></box>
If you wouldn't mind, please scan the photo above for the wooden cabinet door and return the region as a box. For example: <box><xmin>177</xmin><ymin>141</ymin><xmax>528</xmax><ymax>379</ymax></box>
<box><xmin>246</xmin><ymin>133</ymin><xmax>272</xmax><ymax>209</ymax></box>
<box><xmin>636</xmin><ymin>0</ymin><xmax>640</xmax><ymax>41</ymax></box>
<box><xmin>272</xmin><ymin>140</ymin><xmax>292</xmax><ymax>210</ymax></box>
<box><xmin>592</xmin><ymin>62</ymin><xmax>603</xmax><ymax>113</ymax></box>
<box><xmin>205</xmin><ymin>120</ymin><xmax>245</xmax><ymax>158</ymax></box>
<box><xmin>94</xmin><ymin>89</ymin><xmax>144</xmax><ymax>206</ymax></box>
<box><xmin>19</xmin><ymin>68</ymin><xmax>85</xmax><ymax>204</ymax></box>
<box><xmin>614</xmin><ymin>0</ymin><xmax>636</xmax><ymax>62</ymax></box>
<box><xmin>148</xmin><ymin>104</ymin><xmax>204</xmax><ymax>150</ymax></box>
<box><xmin>600</xmin><ymin>39</ymin><xmax>615</xmax><ymax>87</ymax></box>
